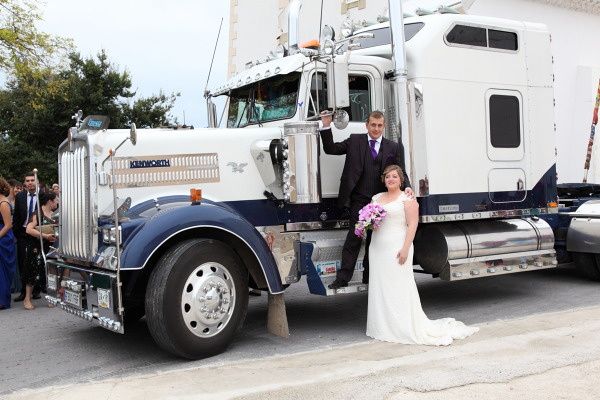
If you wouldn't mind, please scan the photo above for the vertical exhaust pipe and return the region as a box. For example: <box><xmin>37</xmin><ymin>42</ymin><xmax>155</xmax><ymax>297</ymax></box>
<box><xmin>388</xmin><ymin>0</ymin><xmax>407</xmax><ymax>77</ymax></box>
<box><xmin>288</xmin><ymin>0</ymin><xmax>302</xmax><ymax>55</ymax></box>
<box><xmin>387</xmin><ymin>0</ymin><xmax>412</xmax><ymax>181</ymax></box>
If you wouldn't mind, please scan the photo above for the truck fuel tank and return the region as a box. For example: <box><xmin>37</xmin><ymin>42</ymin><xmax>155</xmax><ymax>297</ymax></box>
<box><xmin>414</xmin><ymin>218</ymin><xmax>555</xmax><ymax>275</ymax></box>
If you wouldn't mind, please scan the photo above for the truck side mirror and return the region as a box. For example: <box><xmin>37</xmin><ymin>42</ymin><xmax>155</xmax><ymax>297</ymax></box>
<box><xmin>326</xmin><ymin>55</ymin><xmax>350</xmax><ymax>109</ymax></box>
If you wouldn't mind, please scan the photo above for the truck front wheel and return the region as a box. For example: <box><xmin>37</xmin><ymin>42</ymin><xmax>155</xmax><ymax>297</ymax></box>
<box><xmin>572</xmin><ymin>252</ymin><xmax>600</xmax><ymax>281</ymax></box>
<box><xmin>145</xmin><ymin>238</ymin><xmax>249</xmax><ymax>359</ymax></box>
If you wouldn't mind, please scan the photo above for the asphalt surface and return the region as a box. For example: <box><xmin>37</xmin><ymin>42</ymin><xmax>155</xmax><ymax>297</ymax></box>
<box><xmin>1</xmin><ymin>263</ymin><xmax>599</xmax><ymax>396</ymax></box>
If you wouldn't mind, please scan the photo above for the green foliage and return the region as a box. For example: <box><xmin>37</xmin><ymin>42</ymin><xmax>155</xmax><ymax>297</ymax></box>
<box><xmin>0</xmin><ymin>51</ymin><xmax>179</xmax><ymax>183</ymax></box>
<box><xmin>123</xmin><ymin>91</ymin><xmax>179</xmax><ymax>128</ymax></box>
<box><xmin>0</xmin><ymin>0</ymin><xmax>71</xmax><ymax>70</ymax></box>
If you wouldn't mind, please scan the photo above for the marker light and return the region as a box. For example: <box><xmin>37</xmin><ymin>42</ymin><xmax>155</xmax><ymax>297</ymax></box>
<box><xmin>300</xmin><ymin>39</ymin><xmax>320</xmax><ymax>49</ymax></box>
<box><xmin>190</xmin><ymin>188</ymin><xmax>202</xmax><ymax>204</ymax></box>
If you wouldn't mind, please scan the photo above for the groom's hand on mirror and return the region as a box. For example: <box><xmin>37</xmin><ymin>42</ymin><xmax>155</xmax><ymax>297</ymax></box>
<box><xmin>320</xmin><ymin>109</ymin><xmax>333</xmax><ymax>129</ymax></box>
<box><xmin>404</xmin><ymin>187</ymin><xmax>415</xmax><ymax>199</ymax></box>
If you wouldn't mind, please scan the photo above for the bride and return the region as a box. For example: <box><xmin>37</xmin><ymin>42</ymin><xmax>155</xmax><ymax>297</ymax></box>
<box><xmin>366</xmin><ymin>165</ymin><xmax>479</xmax><ymax>345</ymax></box>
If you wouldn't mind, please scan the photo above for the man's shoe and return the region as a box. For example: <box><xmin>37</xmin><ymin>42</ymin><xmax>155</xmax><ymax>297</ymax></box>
<box><xmin>13</xmin><ymin>293</ymin><xmax>25</xmax><ymax>302</ymax></box>
<box><xmin>328</xmin><ymin>279</ymin><xmax>348</xmax><ymax>290</ymax></box>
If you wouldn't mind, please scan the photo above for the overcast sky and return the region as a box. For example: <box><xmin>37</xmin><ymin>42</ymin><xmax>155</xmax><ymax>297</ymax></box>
<box><xmin>38</xmin><ymin>0</ymin><xmax>230</xmax><ymax>128</ymax></box>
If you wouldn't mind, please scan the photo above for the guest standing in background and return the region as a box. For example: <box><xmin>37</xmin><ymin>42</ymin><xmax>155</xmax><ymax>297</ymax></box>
<box><xmin>0</xmin><ymin>177</ymin><xmax>17</xmax><ymax>309</ymax></box>
<box><xmin>12</xmin><ymin>172</ymin><xmax>37</xmax><ymax>302</ymax></box>
<box><xmin>23</xmin><ymin>192</ymin><xmax>58</xmax><ymax>310</ymax></box>
<box><xmin>7</xmin><ymin>178</ymin><xmax>22</xmax><ymax>294</ymax></box>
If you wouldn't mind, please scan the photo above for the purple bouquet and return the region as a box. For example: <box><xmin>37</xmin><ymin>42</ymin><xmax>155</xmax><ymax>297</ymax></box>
<box><xmin>354</xmin><ymin>203</ymin><xmax>387</xmax><ymax>239</ymax></box>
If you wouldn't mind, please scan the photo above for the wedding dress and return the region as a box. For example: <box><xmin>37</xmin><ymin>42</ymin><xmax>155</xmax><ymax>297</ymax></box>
<box><xmin>366</xmin><ymin>192</ymin><xmax>479</xmax><ymax>346</ymax></box>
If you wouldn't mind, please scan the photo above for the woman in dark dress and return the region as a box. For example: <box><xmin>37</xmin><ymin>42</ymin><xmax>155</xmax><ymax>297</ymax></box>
<box><xmin>23</xmin><ymin>191</ymin><xmax>58</xmax><ymax>310</ymax></box>
<box><xmin>0</xmin><ymin>177</ymin><xmax>16</xmax><ymax>310</ymax></box>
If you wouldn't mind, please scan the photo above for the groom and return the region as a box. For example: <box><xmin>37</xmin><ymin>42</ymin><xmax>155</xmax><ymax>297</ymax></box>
<box><xmin>320</xmin><ymin>110</ymin><xmax>412</xmax><ymax>289</ymax></box>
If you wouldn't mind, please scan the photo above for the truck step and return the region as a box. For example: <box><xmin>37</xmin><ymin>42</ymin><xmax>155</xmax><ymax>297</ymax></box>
<box><xmin>322</xmin><ymin>277</ymin><xmax>368</xmax><ymax>296</ymax></box>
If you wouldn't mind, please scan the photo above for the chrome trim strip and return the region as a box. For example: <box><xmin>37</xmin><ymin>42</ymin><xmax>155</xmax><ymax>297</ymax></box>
<box><xmin>560</xmin><ymin>213</ymin><xmax>600</xmax><ymax>219</ymax></box>
<box><xmin>285</xmin><ymin>220</ymin><xmax>349</xmax><ymax>232</ymax></box>
<box><xmin>420</xmin><ymin>207</ymin><xmax>555</xmax><ymax>223</ymax></box>
<box><xmin>448</xmin><ymin>248</ymin><xmax>555</xmax><ymax>264</ymax></box>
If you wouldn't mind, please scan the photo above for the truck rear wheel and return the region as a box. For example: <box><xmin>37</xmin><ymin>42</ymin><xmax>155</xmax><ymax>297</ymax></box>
<box><xmin>572</xmin><ymin>252</ymin><xmax>600</xmax><ymax>281</ymax></box>
<box><xmin>145</xmin><ymin>238</ymin><xmax>249</xmax><ymax>359</ymax></box>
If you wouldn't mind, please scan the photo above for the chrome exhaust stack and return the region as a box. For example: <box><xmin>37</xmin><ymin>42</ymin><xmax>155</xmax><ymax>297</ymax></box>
<box><xmin>288</xmin><ymin>0</ymin><xmax>302</xmax><ymax>55</ymax></box>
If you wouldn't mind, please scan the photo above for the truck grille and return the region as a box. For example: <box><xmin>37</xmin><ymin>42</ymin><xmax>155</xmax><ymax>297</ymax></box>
<box><xmin>59</xmin><ymin>145</ymin><xmax>92</xmax><ymax>259</ymax></box>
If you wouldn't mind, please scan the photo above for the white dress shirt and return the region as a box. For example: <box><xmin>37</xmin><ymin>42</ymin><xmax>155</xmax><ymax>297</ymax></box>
<box><xmin>368</xmin><ymin>135</ymin><xmax>382</xmax><ymax>155</ymax></box>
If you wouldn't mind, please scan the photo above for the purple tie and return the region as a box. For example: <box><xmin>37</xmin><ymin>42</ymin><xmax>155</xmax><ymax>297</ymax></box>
<box><xmin>369</xmin><ymin>139</ymin><xmax>378</xmax><ymax>159</ymax></box>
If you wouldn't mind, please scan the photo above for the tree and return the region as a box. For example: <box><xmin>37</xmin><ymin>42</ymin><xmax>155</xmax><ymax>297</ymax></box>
<box><xmin>0</xmin><ymin>51</ymin><xmax>179</xmax><ymax>183</ymax></box>
<box><xmin>123</xmin><ymin>91</ymin><xmax>179</xmax><ymax>128</ymax></box>
<box><xmin>0</xmin><ymin>0</ymin><xmax>70</xmax><ymax>71</ymax></box>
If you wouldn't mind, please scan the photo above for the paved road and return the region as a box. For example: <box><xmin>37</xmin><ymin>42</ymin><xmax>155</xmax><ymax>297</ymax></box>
<box><xmin>1</xmin><ymin>264</ymin><xmax>599</xmax><ymax>395</ymax></box>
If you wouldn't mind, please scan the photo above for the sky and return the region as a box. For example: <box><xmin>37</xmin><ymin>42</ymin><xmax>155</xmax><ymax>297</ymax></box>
<box><xmin>38</xmin><ymin>0</ymin><xmax>231</xmax><ymax>128</ymax></box>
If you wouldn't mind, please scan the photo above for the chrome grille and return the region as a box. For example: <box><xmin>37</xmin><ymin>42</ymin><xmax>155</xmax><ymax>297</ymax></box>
<box><xmin>59</xmin><ymin>145</ymin><xmax>92</xmax><ymax>259</ymax></box>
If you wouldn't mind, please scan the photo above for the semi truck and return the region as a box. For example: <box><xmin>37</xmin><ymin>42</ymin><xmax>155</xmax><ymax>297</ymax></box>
<box><xmin>44</xmin><ymin>0</ymin><xmax>600</xmax><ymax>359</ymax></box>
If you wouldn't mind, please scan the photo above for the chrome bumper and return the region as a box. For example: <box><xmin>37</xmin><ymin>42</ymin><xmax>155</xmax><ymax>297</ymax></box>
<box><xmin>46</xmin><ymin>259</ymin><xmax>124</xmax><ymax>333</ymax></box>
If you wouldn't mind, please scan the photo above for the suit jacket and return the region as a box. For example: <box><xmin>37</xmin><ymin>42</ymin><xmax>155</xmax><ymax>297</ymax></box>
<box><xmin>12</xmin><ymin>190</ymin><xmax>31</xmax><ymax>238</ymax></box>
<box><xmin>320</xmin><ymin>128</ymin><xmax>411</xmax><ymax>208</ymax></box>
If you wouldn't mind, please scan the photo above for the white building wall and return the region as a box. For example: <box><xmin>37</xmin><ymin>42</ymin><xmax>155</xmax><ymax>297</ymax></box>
<box><xmin>227</xmin><ymin>0</ymin><xmax>600</xmax><ymax>183</ymax></box>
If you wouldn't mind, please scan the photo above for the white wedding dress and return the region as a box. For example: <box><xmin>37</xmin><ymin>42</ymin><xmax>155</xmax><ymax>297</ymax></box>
<box><xmin>366</xmin><ymin>192</ymin><xmax>479</xmax><ymax>346</ymax></box>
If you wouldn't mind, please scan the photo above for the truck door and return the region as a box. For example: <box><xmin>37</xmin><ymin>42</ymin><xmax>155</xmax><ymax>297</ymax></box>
<box><xmin>306</xmin><ymin>66</ymin><xmax>382</xmax><ymax>198</ymax></box>
<box><xmin>485</xmin><ymin>89</ymin><xmax>527</xmax><ymax>204</ymax></box>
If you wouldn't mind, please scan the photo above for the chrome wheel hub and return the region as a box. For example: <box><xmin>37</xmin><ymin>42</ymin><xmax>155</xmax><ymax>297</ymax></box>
<box><xmin>181</xmin><ymin>262</ymin><xmax>235</xmax><ymax>338</ymax></box>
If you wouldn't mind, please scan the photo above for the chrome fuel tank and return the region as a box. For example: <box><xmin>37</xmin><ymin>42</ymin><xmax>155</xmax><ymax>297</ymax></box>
<box><xmin>414</xmin><ymin>218</ymin><xmax>555</xmax><ymax>274</ymax></box>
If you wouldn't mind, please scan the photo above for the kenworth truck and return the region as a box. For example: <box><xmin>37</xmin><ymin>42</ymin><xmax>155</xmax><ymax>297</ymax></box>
<box><xmin>45</xmin><ymin>0</ymin><xmax>600</xmax><ymax>359</ymax></box>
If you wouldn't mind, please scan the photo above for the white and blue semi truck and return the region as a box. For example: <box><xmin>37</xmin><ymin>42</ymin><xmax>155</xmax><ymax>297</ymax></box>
<box><xmin>45</xmin><ymin>0</ymin><xmax>599</xmax><ymax>359</ymax></box>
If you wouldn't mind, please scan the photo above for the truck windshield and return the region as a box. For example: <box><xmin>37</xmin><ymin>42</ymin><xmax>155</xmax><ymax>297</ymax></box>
<box><xmin>345</xmin><ymin>22</ymin><xmax>425</xmax><ymax>50</ymax></box>
<box><xmin>227</xmin><ymin>72</ymin><xmax>300</xmax><ymax>128</ymax></box>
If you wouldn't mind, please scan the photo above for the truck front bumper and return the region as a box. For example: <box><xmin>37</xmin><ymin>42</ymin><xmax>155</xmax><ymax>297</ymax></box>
<box><xmin>45</xmin><ymin>259</ymin><xmax>124</xmax><ymax>334</ymax></box>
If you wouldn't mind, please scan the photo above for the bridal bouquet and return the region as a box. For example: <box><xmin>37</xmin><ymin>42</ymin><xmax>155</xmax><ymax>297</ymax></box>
<box><xmin>354</xmin><ymin>203</ymin><xmax>387</xmax><ymax>239</ymax></box>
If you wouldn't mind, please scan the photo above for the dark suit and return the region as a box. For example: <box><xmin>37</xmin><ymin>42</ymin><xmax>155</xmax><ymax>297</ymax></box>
<box><xmin>321</xmin><ymin>128</ymin><xmax>411</xmax><ymax>283</ymax></box>
<box><xmin>13</xmin><ymin>190</ymin><xmax>34</xmax><ymax>294</ymax></box>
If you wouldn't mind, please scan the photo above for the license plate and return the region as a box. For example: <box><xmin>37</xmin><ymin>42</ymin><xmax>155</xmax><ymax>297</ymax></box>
<box><xmin>97</xmin><ymin>288</ymin><xmax>111</xmax><ymax>309</ymax></box>
<box><xmin>64</xmin><ymin>290</ymin><xmax>81</xmax><ymax>307</ymax></box>
<box><xmin>47</xmin><ymin>274</ymin><xmax>57</xmax><ymax>291</ymax></box>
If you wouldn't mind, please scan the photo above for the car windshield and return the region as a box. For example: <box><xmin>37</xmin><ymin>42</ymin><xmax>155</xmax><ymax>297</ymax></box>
<box><xmin>227</xmin><ymin>72</ymin><xmax>300</xmax><ymax>128</ymax></box>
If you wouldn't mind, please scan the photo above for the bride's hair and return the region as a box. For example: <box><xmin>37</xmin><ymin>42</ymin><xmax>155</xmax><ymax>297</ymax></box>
<box><xmin>381</xmin><ymin>164</ymin><xmax>404</xmax><ymax>184</ymax></box>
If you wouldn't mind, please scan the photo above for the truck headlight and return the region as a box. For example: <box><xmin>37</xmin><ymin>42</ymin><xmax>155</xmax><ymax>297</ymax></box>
<box><xmin>101</xmin><ymin>226</ymin><xmax>121</xmax><ymax>244</ymax></box>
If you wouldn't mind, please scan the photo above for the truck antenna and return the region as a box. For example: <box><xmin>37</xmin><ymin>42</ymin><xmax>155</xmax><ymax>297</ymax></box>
<box><xmin>204</xmin><ymin>17</ymin><xmax>224</xmax><ymax>98</ymax></box>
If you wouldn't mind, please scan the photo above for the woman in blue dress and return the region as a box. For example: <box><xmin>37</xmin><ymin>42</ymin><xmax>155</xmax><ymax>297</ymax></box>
<box><xmin>0</xmin><ymin>177</ymin><xmax>17</xmax><ymax>309</ymax></box>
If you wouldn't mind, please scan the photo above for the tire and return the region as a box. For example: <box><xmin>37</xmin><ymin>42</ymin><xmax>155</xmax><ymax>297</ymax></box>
<box><xmin>572</xmin><ymin>252</ymin><xmax>600</xmax><ymax>281</ymax></box>
<box><xmin>145</xmin><ymin>239</ymin><xmax>249</xmax><ymax>359</ymax></box>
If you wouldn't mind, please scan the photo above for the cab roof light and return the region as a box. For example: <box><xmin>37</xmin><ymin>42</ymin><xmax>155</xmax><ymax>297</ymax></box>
<box><xmin>299</xmin><ymin>39</ymin><xmax>320</xmax><ymax>49</ymax></box>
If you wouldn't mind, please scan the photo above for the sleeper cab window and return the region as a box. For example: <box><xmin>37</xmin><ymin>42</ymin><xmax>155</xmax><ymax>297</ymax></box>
<box><xmin>446</xmin><ymin>25</ymin><xmax>518</xmax><ymax>51</ymax></box>
<box><xmin>489</xmin><ymin>94</ymin><xmax>521</xmax><ymax>148</ymax></box>
<box><xmin>488</xmin><ymin>29</ymin><xmax>518</xmax><ymax>51</ymax></box>
<box><xmin>446</xmin><ymin>24</ymin><xmax>486</xmax><ymax>47</ymax></box>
